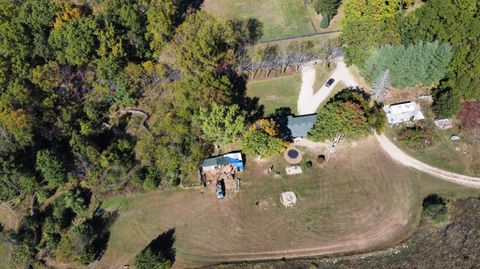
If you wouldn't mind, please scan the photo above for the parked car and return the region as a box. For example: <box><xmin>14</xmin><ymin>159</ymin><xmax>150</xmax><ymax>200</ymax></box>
<box><xmin>216</xmin><ymin>180</ymin><xmax>225</xmax><ymax>199</ymax></box>
<box><xmin>325</xmin><ymin>78</ymin><xmax>335</xmax><ymax>87</ymax></box>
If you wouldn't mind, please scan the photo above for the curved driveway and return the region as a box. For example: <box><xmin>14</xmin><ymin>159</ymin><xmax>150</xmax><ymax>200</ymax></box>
<box><xmin>375</xmin><ymin>133</ymin><xmax>480</xmax><ymax>188</ymax></box>
<box><xmin>297</xmin><ymin>57</ymin><xmax>357</xmax><ymax>115</ymax></box>
<box><xmin>298</xmin><ymin>60</ymin><xmax>480</xmax><ymax>188</ymax></box>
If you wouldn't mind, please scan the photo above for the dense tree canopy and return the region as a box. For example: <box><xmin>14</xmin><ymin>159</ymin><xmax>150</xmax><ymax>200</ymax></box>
<box><xmin>398</xmin><ymin>0</ymin><xmax>480</xmax><ymax>99</ymax></box>
<box><xmin>362</xmin><ymin>42</ymin><xmax>452</xmax><ymax>89</ymax></box>
<box><xmin>0</xmin><ymin>0</ymin><xmax>256</xmax><ymax>266</ymax></box>
<box><xmin>241</xmin><ymin>119</ymin><xmax>287</xmax><ymax>157</ymax></box>
<box><xmin>308</xmin><ymin>90</ymin><xmax>385</xmax><ymax>141</ymax></box>
<box><xmin>340</xmin><ymin>0</ymin><xmax>401</xmax><ymax>65</ymax></box>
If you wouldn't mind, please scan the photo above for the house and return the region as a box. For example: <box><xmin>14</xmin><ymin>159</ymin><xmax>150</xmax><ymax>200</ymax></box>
<box><xmin>200</xmin><ymin>152</ymin><xmax>244</xmax><ymax>172</ymax></box>
<box><xmin>286</xmin><ymin>114</ymin><xmax>317</xmax><ymax>138</ymax></box>
<box><xmin>383</xmin><ymin>101</ymin><xmax>425</xmax><ymax>125</ymax></box>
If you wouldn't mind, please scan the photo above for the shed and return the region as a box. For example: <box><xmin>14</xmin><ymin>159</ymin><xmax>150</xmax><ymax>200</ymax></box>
<box><xmin>286</xmin><ymin>114</ymin><xmax>317</xmax><ymax>138</ymax></box>
<box><xmin>201</xmin><ymin>152</ymin><xmax>244</xmax><ymax>172</ymax></box>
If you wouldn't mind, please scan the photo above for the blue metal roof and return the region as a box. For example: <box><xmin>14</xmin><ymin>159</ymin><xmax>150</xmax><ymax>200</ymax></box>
<box><xmin>287</xmin><ymin>114</ymin><xmax>317</xmax><ymax>138</ymax></box>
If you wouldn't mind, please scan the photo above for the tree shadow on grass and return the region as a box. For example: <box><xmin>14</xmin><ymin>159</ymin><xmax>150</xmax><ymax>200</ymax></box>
<box><xmin>145</xmin><ymin>228</ymin><xmax>176</xmax><ymax>264</ymax></box>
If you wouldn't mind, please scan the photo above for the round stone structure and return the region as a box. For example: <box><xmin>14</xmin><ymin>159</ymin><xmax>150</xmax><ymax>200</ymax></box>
<box><xmin>284</xmin><ymin>147</ymin><xmax>302</xmax><ymax>164</ymax></box>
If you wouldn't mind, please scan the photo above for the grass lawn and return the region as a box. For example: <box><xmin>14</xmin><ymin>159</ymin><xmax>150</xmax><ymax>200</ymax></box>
<box><xmin>247</xmin><ymin>74</ymin><xmax>301</xmax><ymax>116</ymax></box>
<box><xmin>247</xmin><ymin>65</ymin><xmax>336</xmax><ymax>116</ymax></box>
<box><xmin>203</xmin><ymin>0</ymin><xmax>315</xmax><ymax>41</ymax></box>
<box><xmin>0</xmin><ymin>243</ymin><xmax>14</xmax><ymax>269</ymax></box>
<box><xmin>97</xmin><ymin>137</ymin><xmax>480</xmax><ymax>268</ymax></box>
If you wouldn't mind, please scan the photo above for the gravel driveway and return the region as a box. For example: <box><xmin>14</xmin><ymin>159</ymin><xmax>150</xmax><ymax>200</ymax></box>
<box><xmin>375</xmin><ymin>133</ymin><xmax>480</xmax><ymax>188</ymax></box>
<box><xmin>297</xmin><ymin>57</ymin><xmax>357</xmax><ymax>115</ymax></box>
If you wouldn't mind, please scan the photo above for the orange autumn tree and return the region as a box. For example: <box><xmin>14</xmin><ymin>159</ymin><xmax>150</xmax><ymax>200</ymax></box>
<box><xmin>241</xmin><ymin>119</ymin><xmax>288</xmax><ymax>158</ymax></box>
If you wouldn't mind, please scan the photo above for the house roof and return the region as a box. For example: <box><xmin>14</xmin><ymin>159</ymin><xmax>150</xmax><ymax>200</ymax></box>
<box><xmin>384</xmin><ymin>101</ymin><xmax>425</xmax><ymax>124</ymax></box>
<box><xmin>388</xmin><ymin>101</ymin><xmax>417</xmax><ymax>114</ymax></box>
<box><xmin>287</xmin><ymin>114</ymin><xmax>317</xmax><ymax>138</ymax></box>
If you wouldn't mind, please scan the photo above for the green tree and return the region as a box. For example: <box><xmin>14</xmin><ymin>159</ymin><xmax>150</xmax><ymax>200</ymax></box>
<box><xmin>432</xmin><ymin>87</ymin><xmax>462</xmax><ymax>118</ymax></box>
<box><xmin>135</xmin><ymin>248</ymin><xmax>171</xmax><ymax>269</ymax></box>
<box><xmin>320</xmin><ymin>14</ymin><xmax>330</xmax><ymax>29</ymax></box>
<box><xmin>314</xmin><ymin>0</ymin><xmax>341</xmax><ymax>18</ymax></box>
<box><xmin>49</xmin><ymin>17</ymin><xmax>98</xmax><ymax>66</ymax></box>
<box><xmin>173</xmin><ymin>11</ymin><xmax>235</xmax><ymax>76</ymax></box>
<box><xmin>146</xmin><ymin>0</ymin><xmax>178</xmax><ymax>57</ymax></box>
<box><xmin>399</xmin><ymin>0</ymin><xmax>480</xmax><ymax>99</ymax></box>
<box><xmin>198</xmin><ymin>103</ymin><xmax>245</xmax><ymax>147</ymax></box>
<box><xmin>341</xmin><ymin>0</ymin><xmax>401</xmax><ymax>65</ymax></box>
<box><xmin>362</xmin><ymin>42</ymin><xmax>453</xmax><ymax>89</ymax></box>
<box><xmin>35</xmin><ymin>149</ymin><xmax>67</xmax><ymax>189</ymax></box>
<box><xmin>241</xmin><ymin>119</ymin><xmax>287</xmax><ymax>158</ymax></box>
<box><xmin>308</xmin><ymin>90</ymin><xmax>383</xmax><ymax>141</ymax></box>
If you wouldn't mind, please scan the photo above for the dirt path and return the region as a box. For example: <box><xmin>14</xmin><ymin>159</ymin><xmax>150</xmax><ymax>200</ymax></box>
<box><xmin>375</xmin><ymin>133</ymin><xmax>480</xmax><ymax>188</ymax></box>
<box><xmin>297</xmin><ymin>57</ymin><xmax>357</xmax><ymax>115</ymax></box>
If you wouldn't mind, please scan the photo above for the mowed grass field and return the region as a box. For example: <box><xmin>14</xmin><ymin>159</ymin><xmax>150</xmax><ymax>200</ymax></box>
<box><xmin>247</xmin><ymin>74</ymin><xmax>301</xmax><ymax>116</ymax></box>
<box><xmin>97</xmin><ymin>137</ymin><xmax>480</xmax><ymax>268</ymax></box>
<box><xmin>203</xmin><ymin>0</ymin><xmax>315</xmax><ymax>41</ymax></box>
<box><xmin>247</xmin><ymin>65</ymin><xmax>340</xmax><ymax>116</ymax></box>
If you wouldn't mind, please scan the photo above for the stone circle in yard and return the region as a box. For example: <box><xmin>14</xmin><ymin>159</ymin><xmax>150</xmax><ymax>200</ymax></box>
<box><xmin>281</xmin><ymin>191</ymin><xmax>297</xmax><ymax>207</ymax></box>
<box><xmin>284</xmin><ymin>147</ymin><xmax>302</xmax><ymax>164</ymax></box>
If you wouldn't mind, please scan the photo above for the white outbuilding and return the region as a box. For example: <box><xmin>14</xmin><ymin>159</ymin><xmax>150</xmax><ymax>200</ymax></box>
<box><xmin>383</xmin><ymin>101</ymin><xmax>425</xmax><ymax>125</ymax></box>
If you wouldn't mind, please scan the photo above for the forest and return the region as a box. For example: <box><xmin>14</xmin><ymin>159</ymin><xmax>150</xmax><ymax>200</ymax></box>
<box><xmin>0</xmin><ymin>0</ymin><xmax>261</xmax><ymax>266</ymax></box>
<box><xmin>1</xmin><ymin>0</ymin><xmax>480</xmax><ymax>267</ymax></box>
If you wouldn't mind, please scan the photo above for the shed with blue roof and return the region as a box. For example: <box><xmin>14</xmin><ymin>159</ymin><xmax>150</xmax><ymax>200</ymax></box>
<box><xmin>201</xmin><ymin>152</ymin><xmax>244</xmax><ymax>172</ymax></box>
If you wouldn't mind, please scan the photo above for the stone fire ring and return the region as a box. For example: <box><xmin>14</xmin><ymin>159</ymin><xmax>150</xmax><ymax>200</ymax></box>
<box><xmin>284</xmin><ymin>147</ymin><xmax>302</xmax><ymax>164</ymax></box>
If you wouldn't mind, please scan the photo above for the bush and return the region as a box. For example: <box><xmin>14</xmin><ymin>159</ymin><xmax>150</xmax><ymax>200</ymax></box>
<box><xmin>432</xmin><ymin>87</ymin><xmax>461</xmax><ymax>118</ymax></box>
<box><xmin>135</xmin><ymin>248</ymin><xmax>171</xmax><ymax>269</ymax></box>
<box><xmin>143</xmin><ymin>168</ymin><xmax>161</xmax><ymax>191</ymax></box>
<box><xmin>398</xmin><ymin>125</ymin><xmax>433</xmax><ymax>149</ymax></box>
<box><xmin>317</xmin><ymin>155</ymin><xmax>326</xmax><ymax>165</ymax></box>
<box><xmin>320</xmin><ymin>14</ymin><xmax>330</xmax><ymax>29</ymax></box>
<box><xmin>458</xmin><ymin>102</ymin><xmax>480</xmax><ymax>131</ymax></box>
<box><xmin>422</xmin><ymin>194</ymin><xmax>449</xmax><ymax>224</ymax></box>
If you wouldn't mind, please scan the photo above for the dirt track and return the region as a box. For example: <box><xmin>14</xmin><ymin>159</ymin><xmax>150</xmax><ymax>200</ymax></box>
<box><xmin>375</xmin><ymin>133</ymin><xmax>480</xmax><ymax>188</ymax></box>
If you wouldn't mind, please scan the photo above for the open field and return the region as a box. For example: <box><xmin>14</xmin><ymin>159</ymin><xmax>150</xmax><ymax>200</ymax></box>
<box><xmin>217</xmin><ymin>197</ymin><xmax>480</xmax><ymax>269</ymax></box>
<box><xmin>247</xmin><ymin>65</ymin><xmax>340</xmax><ymax>116</ymax></box>
<box><xmin>96</xmin><ymin>137</ymin><xmax>480</xmax><ymax>268</ymax></box>
<box><xmin>203</xmin><ymin>0</ymin><xmax>328</xmax><ymax>41</ymax></box>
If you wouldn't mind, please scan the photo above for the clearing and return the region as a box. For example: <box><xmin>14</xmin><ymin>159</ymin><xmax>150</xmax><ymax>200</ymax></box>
<box><xmin>247</xmin><ymin>64</ymin><xmax>343</xmax><ymax>116</ymax></box>
<box><xmin>96</xmin><ymin>137</ymin><xmax>480</xmax><ymax>268</ymax></box>
<box><xmin>202</xmin><ymin>0</ymin><xmax>339</xmax><ymax>41</ymax></box>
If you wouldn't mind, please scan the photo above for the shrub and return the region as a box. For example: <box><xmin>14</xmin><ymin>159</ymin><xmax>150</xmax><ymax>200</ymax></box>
<box><xmin>432</xmin><ymin>87</ymin><xmax>461</xmax><ymax>118</ymax></box>
<box><xmin>143</xmin><ymin>168</ymin><xmax>161</xmax><ymax>191</ymax></box>
<box><xmin>317</xmin><ymin>155</ymin><xmax>326</xmax><ymax>165</ymax></box>
<box><xmin>422</xmin><ymin>194</ymin><xmax>449</xmax><ymax>224</ymax></box>
<box><xmin>398</xmin><ymin>125</ymin><xmax>433</xmax><ymax>149</ymax></box>
<box><xmin>135</xmin><ymin>248</ymin><xmax>171</xmax><ymax>269</ymax></box>
<box><xmin>458</xmin><ymin>102</ymin><xmax>480</xmax><ymax>131</ymax></box>
<box><xmin>320</xmin><ymin>14</ymin><xmax>330</xmax><ymax>29</ymax></box>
